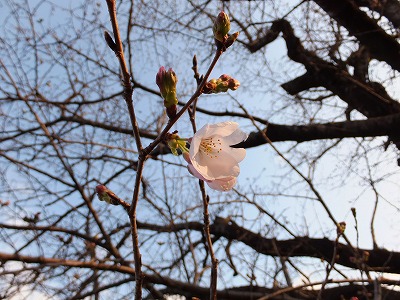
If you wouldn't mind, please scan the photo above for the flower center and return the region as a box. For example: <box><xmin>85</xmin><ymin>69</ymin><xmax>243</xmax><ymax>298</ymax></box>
<box><xmin>200</xmin><ymin>137</ymin><xmax>222</xmax><ymax>158</ymax></box>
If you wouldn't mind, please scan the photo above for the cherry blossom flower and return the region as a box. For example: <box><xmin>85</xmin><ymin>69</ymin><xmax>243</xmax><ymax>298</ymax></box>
<box><xmin>185</xmin><ymin>121</ymin><xmax>247</xmax><ymax>191</ymax></box>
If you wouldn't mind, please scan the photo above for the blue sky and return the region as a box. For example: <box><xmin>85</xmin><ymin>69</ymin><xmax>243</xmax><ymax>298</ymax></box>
<box><xmin>1</xmin><ymin>0</ymin><xmax>400</xmax><ymax>298</ymax></box>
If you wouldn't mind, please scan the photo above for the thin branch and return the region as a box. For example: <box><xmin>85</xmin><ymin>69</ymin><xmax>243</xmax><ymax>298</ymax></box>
<box><xmin>317</xmin><ymin>224</ymin><xmax>343</xmax><ymax>299</ymax></box>
<box><xmin>187</xmin><ymin>53</ymin><xmax>218</xmax><ymax>300</ymax></box>
<box><xmin>105</xmin><ymin>1</ymin><xmax>144</xmax><ymax>298</ymax></box>
<box><xmin>200</xmin><ymin>187</ymin><xmax>218</xmax><ymax>300</ymax></box>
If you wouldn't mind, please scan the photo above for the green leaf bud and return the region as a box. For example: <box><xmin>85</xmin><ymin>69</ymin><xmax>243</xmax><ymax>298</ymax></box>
<box><xmin>213</xmin><ymin>11</ymin><xmax>230</xmax><ymax>42</ymax></box>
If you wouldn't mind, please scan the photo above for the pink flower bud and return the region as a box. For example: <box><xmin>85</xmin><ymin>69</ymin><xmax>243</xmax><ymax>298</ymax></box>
<box><xmin>156</xmin><ymin>67</ymin><xmax>178</xmax><ymax>114</ymax></box>
<box><xmin>156</xmin><ymin>66</ymin><xmax>168</xmax><ymax>97</ymax></box>
<box><xmin>219</xmin><ymin>74</ymin><xmax>230</xmax><ymax>81</ymax></box>
<box><xmin>96</xmin><ymin>185</ymin><xmax>118</xmax><ymax>205</ymax></box>
<box><xmin>203</xmin><ymin>79</ymin><xmax>218</xmax><ymax>94</ymax></box>
<box><xmin>228</xmin><ymin>78</ymin><xmax>240</xmax><ymax>90</ymax></box>
<box><xmin>96</xmin><ymin>185</ymin><xmax>111</xmax><ymax>203</ymax></box>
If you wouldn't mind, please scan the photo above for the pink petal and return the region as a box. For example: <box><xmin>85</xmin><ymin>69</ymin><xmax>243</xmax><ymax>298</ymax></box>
<box><xmin>207</xmin><ymin>176</ymin><xmax>237</xmax><ymax>191</ymax></box>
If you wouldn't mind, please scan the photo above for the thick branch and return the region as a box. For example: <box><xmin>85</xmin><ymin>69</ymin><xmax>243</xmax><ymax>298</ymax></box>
<box><xmin>61</xmin><ymin>112</ymin><xmax>400</xmax><ymax>150</ymax></box>
<box><xmin>45</xmin><ymin>112</ymin><xmax>400</xmax><ymax>149</ymax></box>
<box><xmin>135</xmin><ymin>218</ymin><xmax>400</xmax><ymax>274</ymax></box>
<box><xmin>0</xmin><ymin>252</ymin><xmax>267</xmax><ymax>299</ymax></box>
<box><xmin>378</xmin><ymin>0</ymin><xmax>400</xmax><ymax>29</ymax></box>
<box><xmin>313</xmin><ymin>0</ymin><xmax>400</xmax><ymax>71</ymax></box>
<box><xmin>211</xmin><ymin>217</ymin><xmax>400</xmax><ymax>274</ymax></box>
<box><xmin>355</xmin><ymin>0</ymin><xmax>400</xmax><ymax>29</ymax></box>
<box><xmin>280</xmin><ymin>72</ymin><xmax>320</xmax><ymax>94</ymax></box>
<box><xmin>2</xmin><ymin>251</ymin><xmax>399</xmax><ymax>300</ymax></box>
<box><xmin>238</xmin><ymin>113</ymin><xmax>400</xmax><ymax>148</ymax></box>
<box><xmin>246</xmin><ymin>19</ymin><xmax>400</xmax><ymax>120</ymax></box>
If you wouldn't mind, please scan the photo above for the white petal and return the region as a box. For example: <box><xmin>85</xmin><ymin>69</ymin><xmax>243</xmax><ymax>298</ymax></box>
<box><xmin>191</xmin><ymin>155</ymin><xmax>216</xmax><ymax>180</ymax></box>
<box><xmin>205</xmin><ymin>121</ymin><xmax>239</xmax><ymax>138</ymax></box>
<box><xmin>229</xmin><ymin>147</ymin><xmax>246</xmax><ymax>163</ymax></box>
<box><xmin>188</xmin><ymin>122</ymin><xmax>247</xmax><ymax>181</ymax></box>
<box><xmin>189</xmin><ymin>124</ymin><xmax>209</xmax><ymax>159</ymax></box>
<box><xmin>187</xmin><ymin>163</ymin><xmax>208</xmax><ymax>181</ymax></box>
<box><xmin>223</xmin><ymin>128</ymin><xmax>248</xmax><ymax>146</ymax></box>
<box><xmin>217</xmin><ymin>143</ymin><xmax>246</xmax><ymax>164</ymax></box>
<box><xmin>188</xmin><ymin>163</ymin><xmax>237</xmax><ymax>191</ymax></box>
<box><xmin>193</xmin><ymin>146</ymin><xmax>241</xmax><ymax>179</ymax></box>
<box><xmin>207</xmin><ymin>176</ymin><xmax>237</xmax><ymax>191</ymax></box>
<box><xmin>189</xmin><ymin>122</ymin><xmax>246</xmax><ymax>159</ymax></box>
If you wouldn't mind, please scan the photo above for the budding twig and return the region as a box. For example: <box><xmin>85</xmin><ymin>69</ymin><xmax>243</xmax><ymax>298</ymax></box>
<box><xmin>104</xmin><ymin>1</ymin><xmax>144</xmax><ymax>299</ymax></box>
<box><xmin>317</xmin><ymin>222</ymin><xmax>346</xmax><ymax>299</ymax></box>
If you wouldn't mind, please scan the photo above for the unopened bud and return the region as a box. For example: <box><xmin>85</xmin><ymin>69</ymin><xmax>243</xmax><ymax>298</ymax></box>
<box><xmin>351</xmin><ymin>207</ymin><xmax>356</xmax><ymax>218</ymax></box>
<box><xmin>156</xmin><ymin>67</ymin><xmax>178</xmax><ymax>118</ymax></box>
<box><xmin>0</xmin><ymin>199</ymin><xmax>10</xmax><ymax>207</ymax></box>
<box><xmin>337</xmin><ymin>222</ymin><xmax>346</xmax><ymax>235</ymax></box>
<box><xmin>96</xmin><ymin>185</ymin><xmax>118</xmax><ymax>205</ymax></box>
<box><xmin>227</xmin><ymin>78</ymin><xmax>240</xmax><ymax>90</ymax></box>
<box><xmin>213</xmin><ymin>12</ymin><xmax>230</xmax><ymax>42</ymax></box>
<box><xmin>203</xmin><ymin>79</ymin><xmax>218</xmax><ymax>94</ymax></box>
<box><xmin>219</xmin><ymin>74</ymin><xmax>230</xmax><ymax>81</ymax></box>
<box><xmin>104</xmin><ymin>31</ymin><xmax>117</xmax><ymax>52</ymax></box>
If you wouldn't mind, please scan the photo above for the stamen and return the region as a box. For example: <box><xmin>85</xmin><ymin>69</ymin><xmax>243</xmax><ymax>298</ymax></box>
<box><xmin>200</xmin><ymin>137</ymin><xmax>223</xmax><ymax>158</ymax></box>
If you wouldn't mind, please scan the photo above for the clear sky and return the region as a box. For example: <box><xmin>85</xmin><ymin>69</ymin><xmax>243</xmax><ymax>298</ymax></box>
<box><xmin>1</xmin><ymin>0</ymin><xmax>400</xmax><ymax>298</ymax></box>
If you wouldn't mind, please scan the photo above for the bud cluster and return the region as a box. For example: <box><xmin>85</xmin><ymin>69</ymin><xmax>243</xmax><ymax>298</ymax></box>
<box><xmin>156</xmin><ymin>66</ymin><xmax>178</xmax><ymax>118</ymax></box>
<box><xmin>203</xmin><ymin>74</ymin><xmax>240</xmax><ymax>94</ymax></box>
